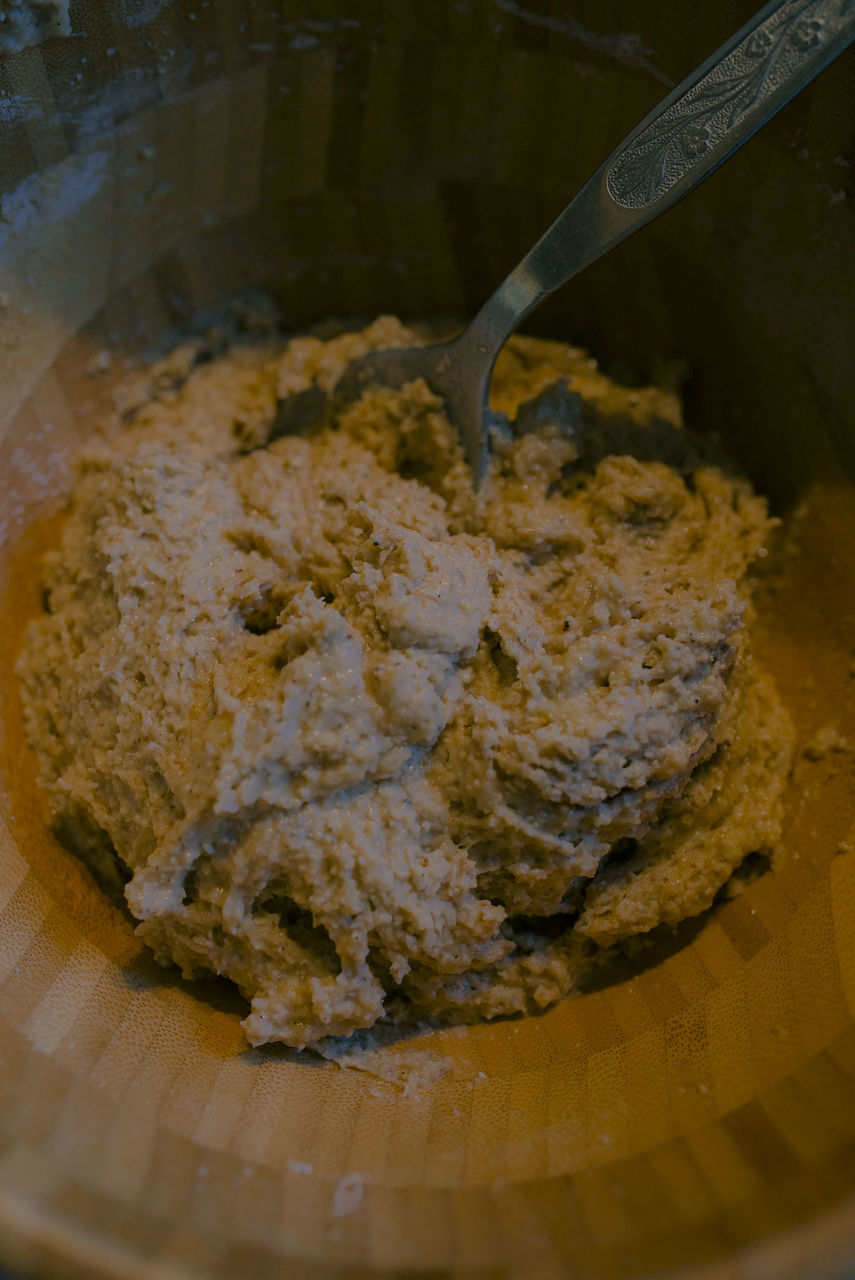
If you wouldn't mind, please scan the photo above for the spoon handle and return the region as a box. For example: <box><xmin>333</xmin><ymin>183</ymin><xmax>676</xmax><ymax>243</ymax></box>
<box><xmin>469</xmin><ymin>0</ymin><xmax>855</xmax><ymax>350</ymax></box>
<box><xmin>607</xmin><ymin>0</ymin><xmax>855</xmax><ymax>211</ymax></box>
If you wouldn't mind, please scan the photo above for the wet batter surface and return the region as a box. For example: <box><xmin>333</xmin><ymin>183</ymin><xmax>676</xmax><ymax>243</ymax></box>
<box><xmin>16</xmin><ymin>313</ymin><xmax>794</xmax><ymax>1048</ymax></box>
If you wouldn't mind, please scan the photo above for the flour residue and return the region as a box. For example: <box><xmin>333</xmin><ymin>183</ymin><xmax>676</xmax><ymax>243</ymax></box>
<box><xmin>118</xmin><ymin>0</ymin><xmax>173</xmax><ymax>30</ymax></box>
<box><xmin>0</xmin><ymin>0</ymin><xmax>71</xmax><ymax>54</ymax></box>
<box><xmin>493</xmin><ymin>0</ymin><xmax>672</xmax><ymax>86</ymax></box>
<box><xmin>0</xmin><ymin>92</ymin><xmax>41</xmax><ymax>124</ymax></box>
<box><xmin>332</xmin><ymin>1173</ymin><xmax>364</xmax><ymax>1218</ymax></box>
<box><xmin>59</xmin><ymin>66</ymin><xmax>164</xmax><ymax>144</ymax></box>
<box><xmin>0</xmin><ymin>150</ymin><xmax>108</xmax><ymax>249</ymax></box>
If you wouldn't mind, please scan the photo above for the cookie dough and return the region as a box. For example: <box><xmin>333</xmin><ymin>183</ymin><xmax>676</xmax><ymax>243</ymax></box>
<box><xmin>17</xmin><ymin>315</ymin><xmax>794</xmax><ymax>1047</ymax></box>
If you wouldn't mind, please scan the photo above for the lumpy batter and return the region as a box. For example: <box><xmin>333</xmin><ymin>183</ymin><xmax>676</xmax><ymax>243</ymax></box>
<box><xmin>17</xmin><ymin>315</ymin><xmax>794</xmax><ymax>1047</ymax></box>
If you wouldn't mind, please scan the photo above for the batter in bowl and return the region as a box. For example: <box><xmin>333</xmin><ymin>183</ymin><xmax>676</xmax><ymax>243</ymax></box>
<box><xmin>16</xmin><ymin>313</ymin><xmax>794</xmax><ymax>1048</ymax></box>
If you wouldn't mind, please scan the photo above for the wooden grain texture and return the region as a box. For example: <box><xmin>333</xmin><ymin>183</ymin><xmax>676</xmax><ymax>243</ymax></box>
<box><xmin>1</xmin><ymin>2</ymin><xmax>855</xmax><ymax>1277</ymax></box>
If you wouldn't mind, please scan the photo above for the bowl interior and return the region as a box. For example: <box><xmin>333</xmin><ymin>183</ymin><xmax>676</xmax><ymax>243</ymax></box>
<box><xmin>1</xmin><ymin>3</ymin><xmax>855</xmax><ymax>1278</ymax></box>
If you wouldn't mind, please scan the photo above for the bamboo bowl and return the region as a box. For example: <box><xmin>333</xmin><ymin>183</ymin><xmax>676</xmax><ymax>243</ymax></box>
<box><xmin>2</xmin><ymin>3</ymin><xmax>855</xmax><ymax>1277</ymax></box>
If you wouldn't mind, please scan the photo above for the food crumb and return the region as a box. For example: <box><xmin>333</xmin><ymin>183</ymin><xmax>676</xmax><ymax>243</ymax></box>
<box><xmin>0</xmin><ymin>0</ymin><xmax>70</xmax><ymax>52</ymax></box>
<box><xmin>803</xmin><ymin>724</ymin><xmax>854</xmax><ymax>761</ymax></box>
<box><xmin>332</xmin><ymin>1173</ymin><xmax>364</xmax><ymax>1217</ymax></box>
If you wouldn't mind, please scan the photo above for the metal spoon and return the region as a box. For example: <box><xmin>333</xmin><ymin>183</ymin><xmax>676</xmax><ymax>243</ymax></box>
<box><xmin>335</xmin><ymin>0</ymin><xmax>855</xmax><ymax>481</ymax></box>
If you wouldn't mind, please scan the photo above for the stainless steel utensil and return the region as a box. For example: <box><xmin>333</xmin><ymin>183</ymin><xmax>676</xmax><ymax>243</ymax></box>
<box><xmin>336</xmin><ymin>0</ymin><xmax>855</xmax><ymax>480</ymax></box>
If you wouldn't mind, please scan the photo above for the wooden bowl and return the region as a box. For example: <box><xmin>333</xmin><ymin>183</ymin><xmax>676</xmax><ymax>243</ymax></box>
<box><xmin>2</xmin><ymin>3</ymin><xmax>855</xmax><ymax>1276</ymax></box>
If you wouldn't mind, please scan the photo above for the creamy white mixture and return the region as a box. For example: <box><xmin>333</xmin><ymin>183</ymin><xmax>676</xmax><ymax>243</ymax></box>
<box><xmin>17</xmin><ymin>314</ymin><xmax>794</xmax><ymax>1047</ymax></box>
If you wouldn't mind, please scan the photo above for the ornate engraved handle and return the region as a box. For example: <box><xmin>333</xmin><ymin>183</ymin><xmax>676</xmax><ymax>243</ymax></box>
<box><xmin>607</xmin><ymin>0</ymin><xmax>855</xmax><ymax>209</ymax></box>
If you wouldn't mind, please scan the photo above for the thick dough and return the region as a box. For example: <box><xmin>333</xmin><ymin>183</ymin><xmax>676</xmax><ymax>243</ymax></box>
<box><xmin>17</xmin><ymin>315</ymin><xmax>794</xmax><ymax>1047</ymax></box>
